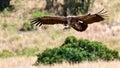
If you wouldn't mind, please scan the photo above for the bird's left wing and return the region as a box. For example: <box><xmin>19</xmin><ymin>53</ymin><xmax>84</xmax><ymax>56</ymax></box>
<box><xmin>78</xmin><ymin>9</ymin><xmax>107</xmax><ymax>24</ymax></box>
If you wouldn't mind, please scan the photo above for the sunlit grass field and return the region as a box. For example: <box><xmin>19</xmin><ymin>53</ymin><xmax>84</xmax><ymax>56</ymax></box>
<box><xmin>0</xmin><ymin>57</ymin><xmax>120</xmax><ymax>68</ymax></box>
<box><xmin>0</xmin><ymin>0</ymin><xmax>120</xmax><ymax>68</ymax></box>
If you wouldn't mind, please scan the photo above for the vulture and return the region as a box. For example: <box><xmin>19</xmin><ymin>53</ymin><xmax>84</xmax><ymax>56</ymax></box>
<box><xmin>31</xmin><ymin>9</ymin><xmax>107</xmax><ymax>32</ymax></box>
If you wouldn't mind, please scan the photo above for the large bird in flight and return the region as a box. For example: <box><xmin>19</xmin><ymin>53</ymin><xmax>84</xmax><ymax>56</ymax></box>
<box><xmin>31</xmin><ymin>9</ymin><xmax>107</xmax><ymax>32</ymax></box>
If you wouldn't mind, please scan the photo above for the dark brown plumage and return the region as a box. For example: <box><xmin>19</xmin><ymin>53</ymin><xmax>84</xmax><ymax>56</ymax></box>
<box><xmin>31</xmin><ymin>9</ymin><xmax>107</xmax><ymax>32</ymax></box>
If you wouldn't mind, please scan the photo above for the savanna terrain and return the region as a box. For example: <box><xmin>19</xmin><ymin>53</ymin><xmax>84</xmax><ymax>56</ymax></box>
<box><xmin>0</xmin><ymin>0</ymin><xmax>120</xmax><ymax>68</ymax></box>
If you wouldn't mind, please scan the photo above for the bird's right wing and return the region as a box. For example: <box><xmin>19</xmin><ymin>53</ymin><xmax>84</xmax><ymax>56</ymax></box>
<box><xmin>31</xmin><ymin>16</ymin><xmax>68</xmax><ymax>26</ymax></box>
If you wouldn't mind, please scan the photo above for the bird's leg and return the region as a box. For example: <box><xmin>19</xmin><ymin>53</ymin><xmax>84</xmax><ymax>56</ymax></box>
<box><xmin>64</xmin><ymin>16</ymin><xmax>71</xmax><ymax>29</ymax></box>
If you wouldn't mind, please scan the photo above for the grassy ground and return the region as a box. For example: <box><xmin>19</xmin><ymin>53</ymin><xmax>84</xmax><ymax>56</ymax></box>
<box><xmin>0</xmin><ymin>57</ymin><xmax>120</xmax><ymax>68</ymax></box>
<box><xmin>0</xmin><ymin>0</ymin><xmax>120</xmax><ymax>68</ymax></box>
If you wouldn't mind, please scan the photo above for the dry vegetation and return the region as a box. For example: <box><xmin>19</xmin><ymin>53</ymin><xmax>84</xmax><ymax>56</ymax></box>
<box><xmin>0</xmin><ymin>57</ymin><xmax>120</xmax><ymax>68</ymax></box>
<box><xmin>0</xmin><ymin>0</ymin><xmax>120</xmax><ymax>68</ymax></box>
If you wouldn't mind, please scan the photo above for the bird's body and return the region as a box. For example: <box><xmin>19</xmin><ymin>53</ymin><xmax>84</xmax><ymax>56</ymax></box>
<box><xmin>31</xmin><ymin>9</ymin><xmax>107</xmax><ymax>32</ymax></box>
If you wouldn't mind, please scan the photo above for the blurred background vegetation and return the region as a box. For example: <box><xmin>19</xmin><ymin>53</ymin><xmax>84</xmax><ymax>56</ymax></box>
<box><xmin>0</xmin><ymin>0</ymin><xmax>120</xmax><ymax>58</ymax></box>
<box><xmin>0</xmin><ymin>0</ymin><xmax>95</xmax><ymax>15</ymax></box>
<box><xmin>0</xmin><ymin>0</ymin><xmax>11</xmax><ymax>11</ymax></box>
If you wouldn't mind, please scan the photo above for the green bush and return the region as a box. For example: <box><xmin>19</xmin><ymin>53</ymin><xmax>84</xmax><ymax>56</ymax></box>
<box><xmin>37</xmin><ymin>36</ymin><xmax>120</xmax><ymax>64</ymax></box>
<box><xmin>61</xmin><ymin>36</ymin><xmax>79</xmax><ymax>48</ymax></box>
<box><xmin>37</xmin><ymin>48</ymin><xmax>63</xmax><ymax>64</ymax></box>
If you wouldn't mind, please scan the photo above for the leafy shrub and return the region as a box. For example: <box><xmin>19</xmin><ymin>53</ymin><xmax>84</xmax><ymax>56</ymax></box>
<box><xmin>37</xmin><ymin>48</ymin><xmax>63</xmax><ymax>64</ymax></box>
<box><xmin>37</xmin><ymin>36</ymin><xmax>120</xmax><ymax>64</ymax></box>
<box><xmin>61</xmin><ymin>36</ymin><xmax>79</xmax><ymax>48</ymax></box>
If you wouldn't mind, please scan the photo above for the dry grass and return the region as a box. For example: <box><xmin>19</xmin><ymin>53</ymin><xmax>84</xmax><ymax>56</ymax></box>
<box><xmin>38</xmin><ymin>61</ymin><xmax>120</xmax><ymax>68</ymax></box>
<box><xmin>0</xmin><ymin>57</ymin><xmax>120</xmax><ymax>68</ymax></box>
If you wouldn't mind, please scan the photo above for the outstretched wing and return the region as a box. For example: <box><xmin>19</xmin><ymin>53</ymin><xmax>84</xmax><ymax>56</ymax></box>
<box><xmin>31</xmin><ymin>16</ymin><xmax>68</xmax><ymax>26</ymax></box>
<box><xmin>30</xmin><ymin>9</ymin><xmax>106</xmax><ymax>32</ymax></box>
<box><xmin>79</xmin><ymin>9</ymin><xmax>106</xmax><ymax>24</ymax></box>
<box><xmin>71</xmin><ymin>9</ymin><xmax>106</xmax><ymax>32</ymax></box>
